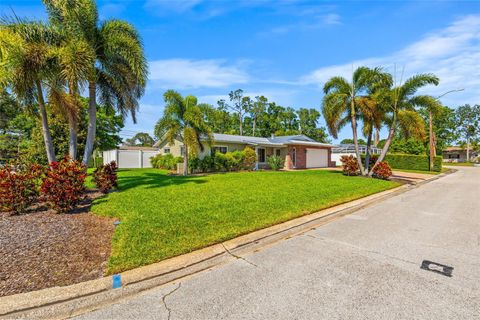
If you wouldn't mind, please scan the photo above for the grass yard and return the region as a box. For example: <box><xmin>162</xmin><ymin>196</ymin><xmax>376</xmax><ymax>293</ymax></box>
<box><xmin>91</xmin><ymin>169</ymin><xmax>399</xmax><ymax>274</ymax></box>
<box><xmin>443</xmin><ymin>162</ymin><xmax>475</xmax><ymax>167</ymax></box>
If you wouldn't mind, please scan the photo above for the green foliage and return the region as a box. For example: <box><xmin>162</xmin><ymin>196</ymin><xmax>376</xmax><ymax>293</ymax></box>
<box><xmin>267</xmin><ymin>155</ymin><xmax>284</xmax><ymax>171</ymax></box>
<box><xmin>125</xmin><ymin>132</ymin><xmax>155</xmax><ymax>147</ymax></box>
<box><xmin>388</xmin><ymin>137</ymin><xmax>426</xmax><ymax>155</ymax></box>
<box><xmin>243</xmin><ymin>147</ymin><xmax>256</xmax><ymax>170</ymax></box>
<box><xmin>340</xmin><ymin>138</ymin><xmax>367</xmax><ymax>145</ymax></box>
<box><xmin>150</xmin><ymin>153</ymin><xmax>183</xmax><ymax>170</ymax></box>
<box><xmin>363</xmin><ymin>154</ymin><xmax>442</xmax><ymax>172</ymax></box>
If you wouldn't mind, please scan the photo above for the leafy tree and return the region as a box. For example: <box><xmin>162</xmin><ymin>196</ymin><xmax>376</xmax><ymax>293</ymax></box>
<box><xmin>370</xmin><ymin>73</ymin><xmax>439</xmax><ymax>175</ymax></box>
<box><xmin>322</xmin><ymin>67</ymin><xmax>382</xmax><ymax>175</ymax></box>
<box><xmin>42</xmin><ymin>0</ymin><xmax>148</xmax><ymax>165</ymax></box>
<box><xmin>340</xmin><ymin>138</ymin><xmax>367</xmax><ymax>145</ymax></box>
<box><xmin>297</xmin><ymin>108</ymin><xmax>329</xmax><ymax>143</ymax></box>
<box><xmin>226</xmin><ymin>89</ymin><xmax>248</xmax><ymax>135</ymax></box>
<box><xmin>155</xmin><ymin>90</ymin><xmax>213</xmax><ymax>175</ymax></box>
<box><xmin>0</xmin><ymin>19</ymin><xmax>58</xmax><ymax>162</ymax></box>
<box><xmin>250</xmin><ymin>96</ymin><xmax>267</xmax><ymax>136</ymax></box>
<box><xmin>418</xmin><ymin>105</ymin><xmax>457</xmax><ymax>155</ymax></box>
<box><xmin>125</xmin><ymin>132</ymin><xmax>155</xmax><ymax>147</ymax></box>
<box><xmin>455</xmin><ymin>104</ymin><xmax>480</xmax><ymax>161</ymax></box>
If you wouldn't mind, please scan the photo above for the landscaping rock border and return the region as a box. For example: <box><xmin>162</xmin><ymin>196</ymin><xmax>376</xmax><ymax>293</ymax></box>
<box><xmin>0</xmin><ymin>169</ymin><xmax>456</xmax><ymax>320</ymax></box>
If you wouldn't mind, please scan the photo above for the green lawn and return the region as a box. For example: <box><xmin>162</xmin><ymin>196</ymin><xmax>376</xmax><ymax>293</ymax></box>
<box><xmin>91</xmin><ymin>169</ymin><xmax>399</xmax><ymax>274</ymax></box>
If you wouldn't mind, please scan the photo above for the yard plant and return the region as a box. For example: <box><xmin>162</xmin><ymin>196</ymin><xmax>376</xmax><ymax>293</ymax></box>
<box><xmin>91</xmin><ymin>169</ymin><xmax>399</xmax><ymax>273</ymax></box>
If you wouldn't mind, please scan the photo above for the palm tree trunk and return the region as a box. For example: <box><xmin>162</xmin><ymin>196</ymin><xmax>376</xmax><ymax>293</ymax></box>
<box><xmin>35</xmin><ymin>81</ymin><xmax>56</xmax><ymax>164</ymax></box>
<box><xmin>365</xmin><ymin>128</ymin><xmax>372</xmax><ymax>173</ymax></box>
<box><xmin>350</xmin><ymin>100</ymin><xmax>365</xmax><ymax>175</ymax></box>
<box><xmin>83</xmin><ymin>81</ymin><xmax>96</xmax><ymax>165</ymax></box>
<box><xmin>253</xmin><ymin>117</ymin><xmax>256</xmax><ymax>136</ymax></box>
<box><xmin>183</xmin><ymin>146</ymin><xmax>189</xmax><ymax>176</ymax></box>
<box><xmin>68</xmin><ymin>112</ymin><xmax>77</xmax><ymax>160</ymax></box>
<box><xmin>466</xmin><ymin>136</ymin><xmax>470</xmax><ymax>162</ymax></box>
<box><xmin>374</xmin><ymin>128</ymin><xmax>380</xmax><ymax>147</ymax></box>
<box><xmin>369</xmin><ymin>117</ymin><xmax>396</xmax><ymax>176</ymax></box>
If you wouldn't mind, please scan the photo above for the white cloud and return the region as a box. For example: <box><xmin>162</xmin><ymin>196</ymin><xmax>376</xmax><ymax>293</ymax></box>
<box><xmin>149</xmin><ymin>59</ymin><xmax>249</xmax><ymax>89</ymax></box>
<box><xmin>302</xmin><ymin>15</ymin><xmax>480</xmax><ymax>106</ymax></box>
<box><xmin>321</xmin><ymin>13</ymin><xmax>341</xmax><ymax>25</ymax></box>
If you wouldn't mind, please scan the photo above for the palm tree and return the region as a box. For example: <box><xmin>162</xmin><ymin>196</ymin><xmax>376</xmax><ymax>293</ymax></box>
<box><xmin>369</xmin><ymin>73</ymin><xmax>439</xmax><ymax>175</ymax></box>
<box><xmin>155</xmin><ymin>90</ymin><xmax>213</xmax><ymax>176</ymax></box>
<box><xmin>0</xmin><ymin>20</ymin><xmax>58</xmax><ymax>163</ymax></box>
<box><xmin>322</xmin><ymin>67</ymin><xmax>382</xmax><ymax>175</ymax></box>
<box><xmin>42</xmin><ymin>0</ymin><xmax>148</xmax><ymax>165</ymax></box>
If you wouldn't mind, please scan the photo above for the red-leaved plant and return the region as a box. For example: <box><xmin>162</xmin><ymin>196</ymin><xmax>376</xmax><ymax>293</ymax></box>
<box><xmin>340</xmin><ymin>155</ymin><xmax>359</xmax><ymax>176</ymax></box>
<box><xmin>372</xmin><ymin>161</ymin><xmax>392</xmax><ymax>180</ymax></box>
<box><xmin>93</xmin><ymin>161</ymin><xmax>118</xmax><ymax>193</ymax></box>
<box><xmin>0</xmin><ymin>164</ymin><xmax>45</xmax><ymax>214</ymax></box>
<box><xmin>40</xmin><ymin>157</ymin><xmax>87</xmax><ymax>213</ymax></box>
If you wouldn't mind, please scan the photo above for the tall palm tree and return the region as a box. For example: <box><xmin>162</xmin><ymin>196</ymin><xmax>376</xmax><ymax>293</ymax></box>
<box><xmin>369</xmin><ymin>73</ymin><xmax>439</xmax><ymax>175</ymax></box>
<box><xmin>322</xmin><ymin>67</ymin><xmax>382</xmax><ymax>175</ymax></box>
<box><xmin>0</xmin><ymin>20</ymin><xmax>58</xmax><ymax>163</ymax></box>
<box><xmin>42</xmin><ymin>0</ymin><xmax>148</xmax><ymax>164</ymax></box>
<box><xmin>155</xmin><ymin>90</ymin><xmax>213</xmax><ymax>176</ymax></box>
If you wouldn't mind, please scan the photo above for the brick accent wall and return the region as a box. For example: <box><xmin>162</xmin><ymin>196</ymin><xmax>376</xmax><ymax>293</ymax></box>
<box><xmin>284</xmin><ymin>145</ymin><xmax>333</xmax><ymax>169</ymax></box>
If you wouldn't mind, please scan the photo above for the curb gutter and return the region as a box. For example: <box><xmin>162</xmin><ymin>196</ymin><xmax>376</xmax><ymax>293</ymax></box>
<box><xmin>0</xmin><ymin>170</ymin><xmax>454</xmax><ymax>319</ymax></box>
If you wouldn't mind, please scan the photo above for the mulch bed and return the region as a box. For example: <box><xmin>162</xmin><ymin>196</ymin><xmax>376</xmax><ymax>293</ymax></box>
<box><xmin>0</xmin><ymin>190</ymin><xmax>116</xmax><ymax>297</ymax></box>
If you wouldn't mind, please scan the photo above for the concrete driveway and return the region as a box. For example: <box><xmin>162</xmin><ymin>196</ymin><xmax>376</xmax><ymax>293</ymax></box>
<box><xmin>75</xmin><ymin>167</ymin><xmax>480</xmax><ymax>320</ymax></box>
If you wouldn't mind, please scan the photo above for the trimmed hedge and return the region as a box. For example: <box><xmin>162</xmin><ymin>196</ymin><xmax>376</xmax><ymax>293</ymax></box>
<box><xmin>362</xmin><ymin>153</ymin><xmax>442</xmax><ymax>172</ymax></box>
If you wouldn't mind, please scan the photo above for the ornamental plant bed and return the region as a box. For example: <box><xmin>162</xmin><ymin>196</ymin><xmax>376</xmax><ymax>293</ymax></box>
<box><xmin>0</xmin><ymin>190</ymin><xmax>116</xmax><ymax>297</ymax></box>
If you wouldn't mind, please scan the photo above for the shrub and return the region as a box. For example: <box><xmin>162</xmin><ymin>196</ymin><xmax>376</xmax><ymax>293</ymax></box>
<box><xmin>0</xmin><ymin>163</ymin><xmax>45</xmax><ymax>214</ymax></box>
<box><xmin>151</xmin><ymin>154</ymin><xmax>183</xmax><ymax>170</ymax></box>
<box><xmin>267</xmin><ymin>155</ymin><xmax>284</xmax><ymax>171</ymax></box>
<box><xmin>340</xmin><ymin>155</ymin><xmax>359</xmax><ymax>176</ymax></box>
<box><xmin>242</xmin><ymin>147</ymin><xmax>256</xmax><ymax>170</ymax></box>
<box><xmin>362</xmin><ymin>153</ymin><xmax>442</xmax><ymax>172</ymax></box>
<box><xmin>372</xmin><ymin>161</ymin><xmax>392</xmax><ymax>179</ymax></box>
<box><xmin>200</xmin><ymin>155</ymin><xmax>215</xmax><ymax>172</ymax></box>
<box><xmin>188</xmin><ymin>157</ymin><xmax>201</xmax><ymax>173</ymax></box>
<box><xmin>93</xmin><ymin>161</ymin><xmax>118</xmax><ymax>193</ymax></box>
<box><xmin>214</xmin><ymin>152</ymin><xmax>228</xmax><ymax>171</ymax></box>
<box><xmin>40</xmin><ymin>157</ymin><xmax>87</xmax><ymax>213</ymax></box>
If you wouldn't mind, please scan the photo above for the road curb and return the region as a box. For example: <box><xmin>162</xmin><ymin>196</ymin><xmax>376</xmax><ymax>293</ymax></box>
<box><xmin>0</xmin><ymin>171</ymin><xmax>452</xmax><ymax>319</ymax></box>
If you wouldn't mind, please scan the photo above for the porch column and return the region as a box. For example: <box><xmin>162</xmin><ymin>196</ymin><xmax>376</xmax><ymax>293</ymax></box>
<box><xmin>254</xmin><ymin>146</ymin><xmax>259</xmax><ymax>170</ymax></box>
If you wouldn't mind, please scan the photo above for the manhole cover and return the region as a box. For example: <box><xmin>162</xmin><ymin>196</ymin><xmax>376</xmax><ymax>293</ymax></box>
<box><xmin>420</xmin><ymin>260</ymin><xmax>453</xmax><ymax>277</ymax></box>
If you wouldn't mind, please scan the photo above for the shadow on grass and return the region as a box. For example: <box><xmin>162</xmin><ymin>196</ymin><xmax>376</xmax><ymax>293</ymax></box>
<box><xmin>118</xmin><ymin>172</ymin><xmax>207</xmax><ymax>192</ymax></box>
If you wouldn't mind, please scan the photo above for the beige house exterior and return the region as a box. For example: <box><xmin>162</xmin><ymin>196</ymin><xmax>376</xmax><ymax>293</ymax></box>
<box><xmin>154</xmin><ymin>133</ymin><xmax>335</xmax><ymax>170</ymax></box>
<box><xmin>442</xmin><ymin>146</ymin><xmax>479</xmax><ymax>163</ymax></box>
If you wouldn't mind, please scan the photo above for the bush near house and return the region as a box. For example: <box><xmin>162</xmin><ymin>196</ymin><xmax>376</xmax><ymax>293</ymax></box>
<box><xmin>267</xmin><ymin>155</ymin><xmax>284</xmax><ymax>171</ymax></box>
<box><xmin>150</xmin><ymin>154</ymin><xmax>183</xmax><ymax>170</ymax></box>
<box><xmin>372</xmin><ymin>161</ymin><xmax>392</xmax><ymax>179</ymax></box>
<box><xmin>190</xmin><ymin>147</ymin><xmax>257</xmax><ymax>173</ymax></box>
<box><xmin>93</xmin><ymin>161</ymin><xmax>118</xmax><ymax>193</ymax></box>
<box><xmin>340</xmin><ymin>155</ymin><xmax>359</xmax><ymax>176</ymax></box>
<box><xmin>0</xmin><ymin>164</ymin><xmax>45</xmax><ymax>214</ymax></box>
<box><xmin>362</xmin><ymin>154</ymin><xmax>442</xmax><ymax>172</ymax></box>
<box><xmin>40</xmin><ymin>158</ymin><xmax>87</xmax><ymax>213</ymax></box>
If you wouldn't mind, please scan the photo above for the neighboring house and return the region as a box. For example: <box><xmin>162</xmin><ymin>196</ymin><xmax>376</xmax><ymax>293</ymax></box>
<box><xmin>103</xmin><ymin>146</ymin><xmax>160</xmax><ymax>168</ymax></box>
<box><xmin>154</xmin><ymin>133</ymin><xmax>335</xmax><ymax>170</ymax></box>
<box><xmin>442</xmin><ymin>146</ymin><xmax>479</xmax><ymax>163</ymax></box>
<box><xmin>331</xmin><ymin>144</ymin><xmax>382</xmax><ymax>166</ymax></box>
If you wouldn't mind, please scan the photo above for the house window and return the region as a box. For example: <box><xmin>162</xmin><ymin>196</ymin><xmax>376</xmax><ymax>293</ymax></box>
<box><xmin>275</xmin><ymin>149</ymin><xmax>281</xmax><ymax>157</ymax></box>
<box><xmin>257</xmin><ymin>148</ymin><xmax>266</xmax><ymax>163</ymax></box>
<box><xmin>213</xmin><ymin>146</ymin><xmax>228</xmax><ymax>154</ymax></box>
<box><xmin>180</xmin><ymin>146</ymin><xmax>185</xmax><ymax>156</ymax></box>
<box><xmin>164</xmin><ymin>148</ymin><xmax>170</xmax><ymax>154</ymax></box>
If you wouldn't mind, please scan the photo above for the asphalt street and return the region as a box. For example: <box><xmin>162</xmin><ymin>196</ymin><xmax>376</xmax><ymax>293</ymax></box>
<box><xmin>75</xmin><ymin>166</ymin><xmax>480</xmax><ymax>320</ymax></box>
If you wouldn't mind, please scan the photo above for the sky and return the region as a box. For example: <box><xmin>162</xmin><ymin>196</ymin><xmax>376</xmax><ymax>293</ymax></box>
<box><xmin>2</xmin><ymin>0</ymin><xmax>479</xmax><ymax>143</ymax></box>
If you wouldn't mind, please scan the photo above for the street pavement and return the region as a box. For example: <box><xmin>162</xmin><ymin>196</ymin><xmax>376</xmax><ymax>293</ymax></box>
<box><xmin>75</xmin><ymin>166</ymin><xmax>480</xmax><ymax>320</ymax></box>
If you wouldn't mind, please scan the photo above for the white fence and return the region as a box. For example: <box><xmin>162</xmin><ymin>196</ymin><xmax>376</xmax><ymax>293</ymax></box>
<box><xmin>103</xmin><ymin>149</ymin><xmax>160</xmax><ymax>168</ymax></box>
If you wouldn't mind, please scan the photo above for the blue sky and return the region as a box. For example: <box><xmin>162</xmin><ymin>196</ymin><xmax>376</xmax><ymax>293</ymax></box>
<box><xmin>2</xmin><ymin>0</ymin><xmax>479</xmax><ymax>142</ymax></box>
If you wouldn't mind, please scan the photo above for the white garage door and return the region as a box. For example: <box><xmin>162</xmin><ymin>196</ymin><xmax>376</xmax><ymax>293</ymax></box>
<box><xmin>306</xmin><ymin>148</ymin><xmax>328</xmax><ymax>168</ymax></box>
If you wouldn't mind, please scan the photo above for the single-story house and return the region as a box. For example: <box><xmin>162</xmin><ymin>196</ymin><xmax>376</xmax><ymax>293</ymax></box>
<box><xmin>331</xmin><ymin>144</ymin><xmax>382</xmax><ymax>166</ymax></box>
<box><xmin>153</xmin><ymin>133</ymin><xmax>335</xmax><ymax>170</ymax></box>
<box><xmin>442</xmin><ymin>146</ymin><xmax>479</xmax><ymax>163</ymax></box>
